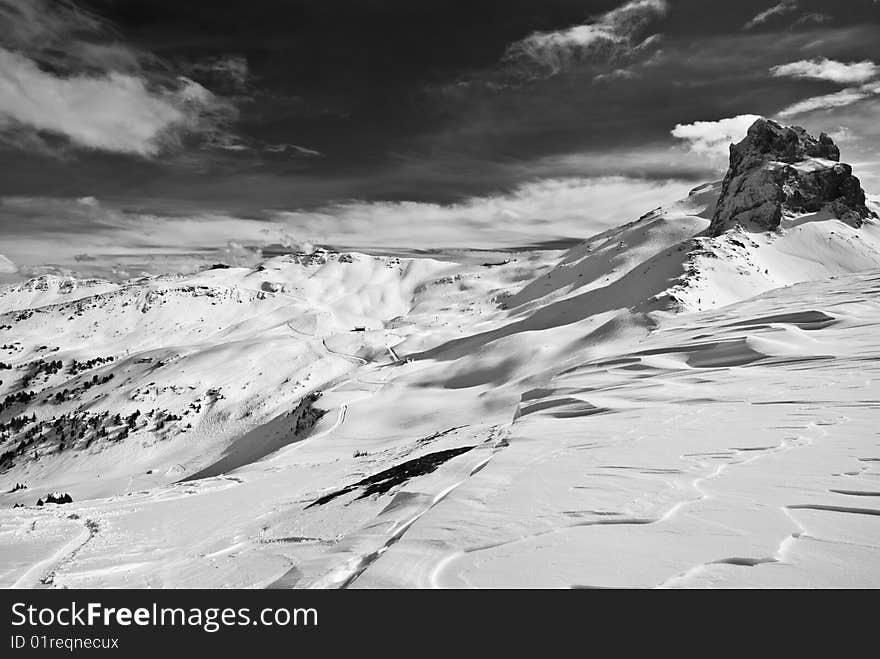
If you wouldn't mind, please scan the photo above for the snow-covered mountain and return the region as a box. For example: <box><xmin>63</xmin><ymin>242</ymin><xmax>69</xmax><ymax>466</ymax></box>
<box><xmin>1</xmin><ymin>118</ymin><xmax>880</xmax><ymax>588</ymax></box>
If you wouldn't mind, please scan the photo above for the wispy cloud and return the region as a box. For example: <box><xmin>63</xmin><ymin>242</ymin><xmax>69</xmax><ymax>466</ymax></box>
<box><xmin>503</xmin><ymin>0</ymin><xmax>669</xmax><ymax>76</ymax></box>
<box><xmin>777</xmin><ymin>80</ymin><xmax>880</xmax><ymax>116</ymax></box>
<box><xmin>743</xmin><ymin>1</ymin><xmax>800</xmax><ymax>31</ymax></box>
<box><xmin>0</xmin><ymin>0</ymin><xmax>237</xmax><ymax>157</ymax></box>
<box><xmin>263</xmin><ymin>144</ymin><xmax>323</xmax><ymax>157</ymax></box>
<box><xmin>771</xmin><ymin>55</ymin><xmax>880</xmax><ymax>118</ymax></box>
<box><xmin>770</xmin><ymin>57</ymin><xmax>879</xmax><ymax>84</ymax></box>
<box><xmin>0</xmin><ymin>0</ymin><xmax>142</xmax><ymax>73</ymax></box>
<box><xmin>184</xmin><ymin>55</ymin><xmax>250</xmax><ymax>93</ymax></box>
<box><xmin>791</xmin><ymin>12</ymin><xmax>832</xmax><ymax>28</ymax></box>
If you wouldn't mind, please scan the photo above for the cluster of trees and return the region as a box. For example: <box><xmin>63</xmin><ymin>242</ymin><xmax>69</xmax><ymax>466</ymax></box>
<box><xmin>0</xmin><ymin>437</ymin><xmax>35</xmax><ymax>469</ymax></box>
<box><xmin>79</xmin><ymin>372</ymin><xmax>115</xmax><ymax>393</ymax></box>
<box><xmin>49</xmin><ymin>373</ymin><xmax>115</xmax><ymax>403</ymax></box>
<box><xmin>153</xmin><ymin>411</ymin><xmax>181</xmax><ymax>431</ymax></box>
<box><xmin>68</xmin><ymin>356</ymin><xmax>114</xmax><ymax>376</ymax></box>
<box><xmin>0</xmin><ymin>349</ymin><xmax>201</xmax><ymax>472</ymax></box>
<box><xmin>52</xmin><ymin>410</ymin><xmax>140</xmax><ymax>444</ymax></box>
<box><xmin>0</xmin><ymin>408</ymin><xmax>150</xmax><ymax>470</ymax></box>
<box><xmin>0</xmin><ymin>391</ymin><xmax>35</xmax><ymax>412</ymax></box>
<box><xmin>37</xmin><ymin>492</ymin><xmax>72</xmax><ymax>506</ymax></box>
<box><xmin>20</xmin><ymin>358</ymin><xmax>64</xmax><ymax>388</ymax></box>
<box><xmin>206</xmin><ymin>388</ymin><xmax>225</xmax><ymax>401</ymax></box>
<box><xmin>125</xmin><ymin>409</ymin><xmax>142</xmax><ymax>429</ymax></box>
<box><xmin>3</xmin><ymin>355</ymin><xmax>117</xmax><ymax>402</ymax></box>
<box><xmin>32</xmin><ymin>359</ymin><xmax>63</xmax><ymax>376</ymax></box>
<box><xmin>50</xmin><ymin>390</ymin><xmax>74</xmax><ymax>404</ymax></box>
<box><xmin>0</xmin><ymin>413</ymin><xmax>36</xmax><ymax>435</ymax></box>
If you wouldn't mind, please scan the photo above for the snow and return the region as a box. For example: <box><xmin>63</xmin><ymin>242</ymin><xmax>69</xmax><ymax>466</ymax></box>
<box><xmin>1</xmin><ymin>187</ymin><xmax>879</xmax><ymax>588</ymax></box>
<box><xmin>0</xmin><ymin>275</ymin><xmax>119</xmax><ymax>315</ymax></box>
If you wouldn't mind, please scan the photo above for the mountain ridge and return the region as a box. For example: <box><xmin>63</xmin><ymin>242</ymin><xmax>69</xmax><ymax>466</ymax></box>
<box><xmin>2</xmin><ymin>119</ymin><xmax>880</xmax><ymax>491</ymax></box>
<box><xmin>1</xmin><ymin>118</ymin><xmax>880</xmax><ymax>589</ymax></box>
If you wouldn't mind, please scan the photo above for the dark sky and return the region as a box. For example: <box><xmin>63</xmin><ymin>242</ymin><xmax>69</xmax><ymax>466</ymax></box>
<box><xmin>1</xmin><ymin>0</ymin><xmax>879</xmax><ymax>277</ymax></box>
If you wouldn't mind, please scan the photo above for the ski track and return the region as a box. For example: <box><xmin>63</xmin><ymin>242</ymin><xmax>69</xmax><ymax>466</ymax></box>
<box><xmin>11</xmin><ymin>516</ymin><xmax>100</xmax><ymax>589</ymax></box>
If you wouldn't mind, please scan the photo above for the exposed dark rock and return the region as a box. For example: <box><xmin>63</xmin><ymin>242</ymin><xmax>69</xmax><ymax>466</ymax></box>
<box><xmin>305</xmin><ymin>445</ymin><xmax>475</xmax><ymax>508</ymax></box>
<box><xmin>710</xmin><ymin>118</ymin><xmax>875</xmax><ymax>236</ymax></box>
<box><xmin>729</xmin><ymin>119</ymin><xmax>840</xmax><ymax>170</ymax></box>
<box><xmin>292</xmin><ymin>392</ymin><xmax>326</xmax><ymax>435</ymax></box>
<box><xmin>180</xmin><ymin>392</ymin><xmax>326</xmax><ymax>482</ymax></box>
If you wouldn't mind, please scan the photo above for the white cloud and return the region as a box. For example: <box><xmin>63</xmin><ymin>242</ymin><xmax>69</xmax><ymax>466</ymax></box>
<box><xmin>0</xmin><ymin>254</ymin><xmax>17</xmax><ymax>274</ymax></box>
<box><xmin>671</xmin><ymin>115</ymin><xmax>763</xmax><ymax>160</ymax></box>
<box><xmin>0</xmin><ymin>50</ymin><xmax>166</xmax><ymax>155</ymax></box>
<box><xmin>504</xmin><ymin>0</ymin><xmax>669</xmax><ymax>75</ymax></box>
<box><xmin>221</xmin><ymin>241</ymin><xmax>263</xmax><ymax>268</ymax></box>
<box><xmin>0</xmin><ymin>195</ymin><xmax>281</xmax><ymax>281</ymax></box>
<box><xmin>0</xmin><ymin>177</ymin><xmax>698</xmax><ymax>280</ymax></box>
<box><xmin>0</xmin><ymin>48</ymin><xmax>233</xmax><ymax>156</ymax></box>
<box><xmin>272</xmin><ymin>176</ymin><xmax>695</xmax><ymax>249</ymax></box>
<box><xmin>770</xmin><ymin>58</ymin><xmax>880</xmax><ymax>84</ymax></box>
<box><xmin>0</xmin><ymin>0</ymin><xmax>237</xmax><ymax>156</ymax></box>
<box><xmin>743</xmin><ymin>1</ymin><xmax>799</xmax><ymax>30</ymax></box>
<box><xmin>777</xmin><ymin>80</ymin><xmax>880</xmax><ymax>117</ymax></box>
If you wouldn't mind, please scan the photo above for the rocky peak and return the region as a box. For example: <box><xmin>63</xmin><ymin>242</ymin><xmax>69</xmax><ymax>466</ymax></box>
<box><xmin>709</xmin><ymin>118</ymin><xmax>875</xmax><ymax>236</ymax></box>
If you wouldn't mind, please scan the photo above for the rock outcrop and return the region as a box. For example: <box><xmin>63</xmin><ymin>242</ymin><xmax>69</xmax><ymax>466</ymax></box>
<box><xmin>709</xmin><ymin>118</ymin><xmax>875</xmax><ymax>236</ymax></box>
